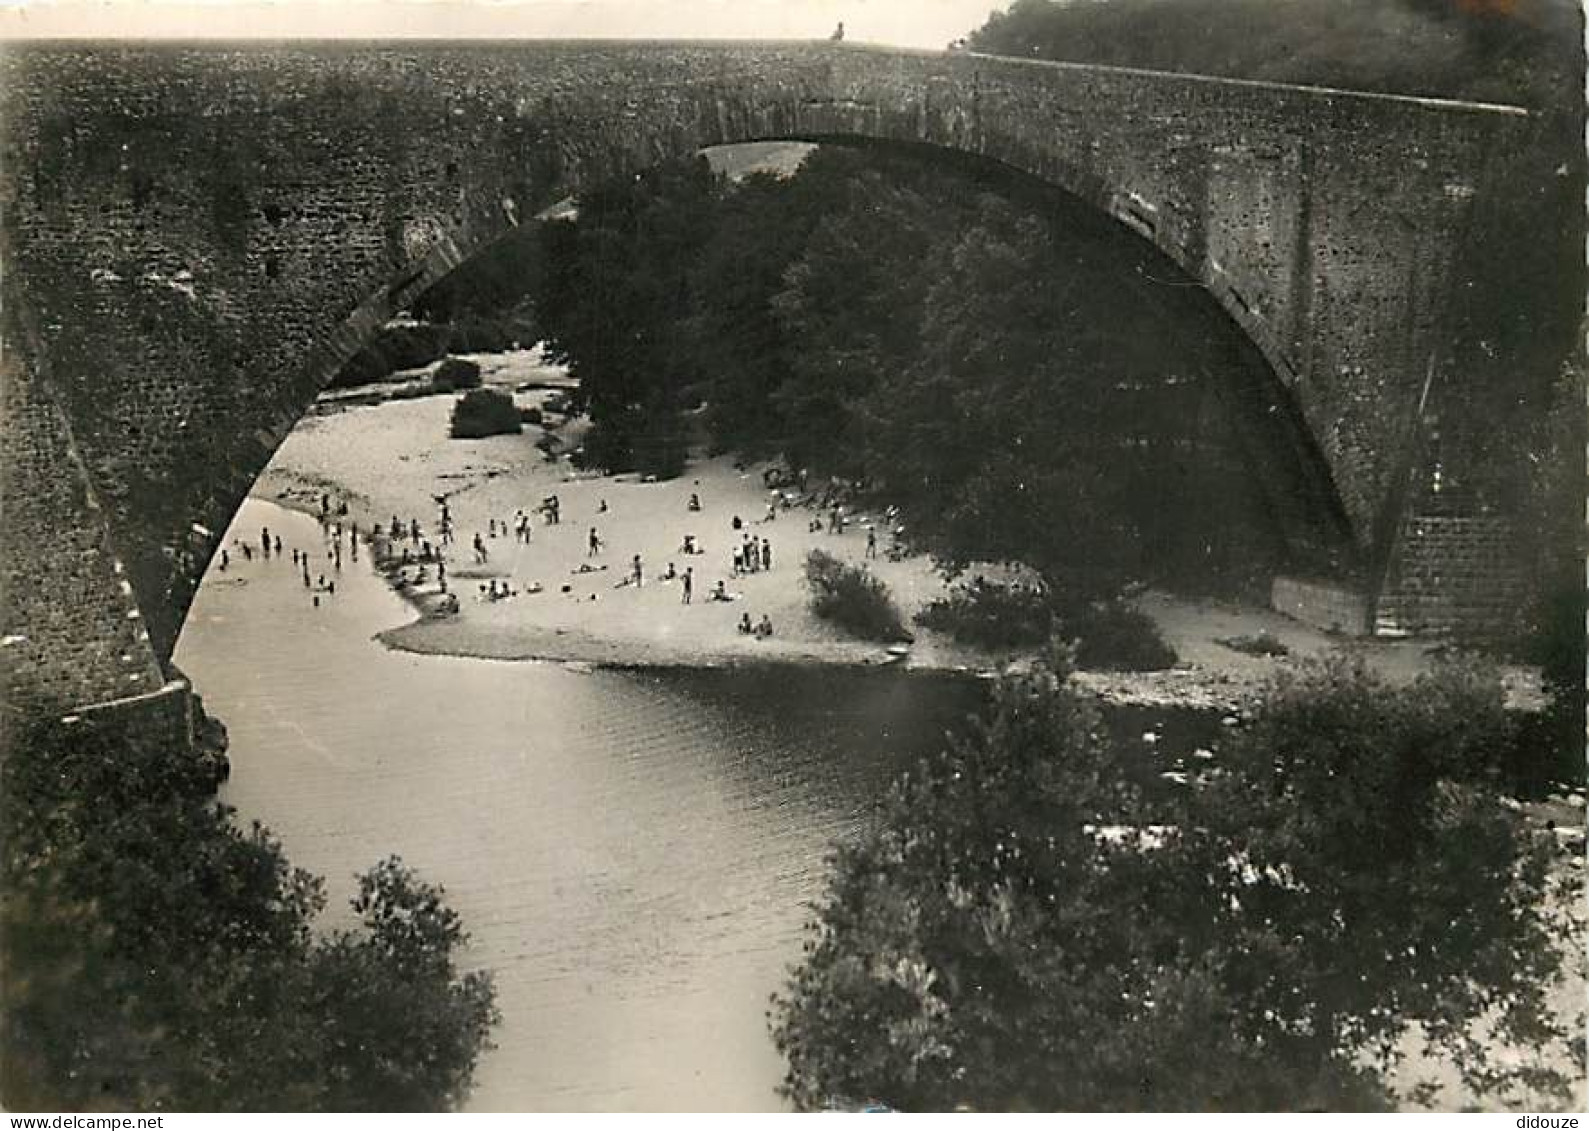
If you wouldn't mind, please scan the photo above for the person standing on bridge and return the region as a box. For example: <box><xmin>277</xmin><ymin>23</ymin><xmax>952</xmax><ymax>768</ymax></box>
<box><xmin>830</xmin><ymin>20</ymin><xmax>844</xmax><ymax>41</ymax></box>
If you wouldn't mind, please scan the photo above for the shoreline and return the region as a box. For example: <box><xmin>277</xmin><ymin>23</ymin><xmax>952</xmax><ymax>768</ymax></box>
<box><xmin>249</xmin><ymin>354</ymin><xmax>1547</xmax><ymax>715</ymax></box>
<box><xmin>255</xmin><ymin>470</ymin><xmax>1261</xmax><ymax>712</ymax></box>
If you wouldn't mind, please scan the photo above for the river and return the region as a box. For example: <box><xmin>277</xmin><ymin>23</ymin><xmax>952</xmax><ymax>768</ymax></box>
<box><xmin>174</xmin><ymin>497</ymin><xmax>993</xmax><ymax>1111</ymax></box>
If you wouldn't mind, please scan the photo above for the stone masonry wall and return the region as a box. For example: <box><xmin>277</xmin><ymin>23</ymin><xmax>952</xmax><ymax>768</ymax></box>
<box><xmin>1376</xmin><ymin>515</ymin><xmax>1531</xmax><ymax>639</ymax></box>
<box><xmin>0</xmin><ymin>41</ymin><xmax>1535</xmax><ymax>710</ymax></box>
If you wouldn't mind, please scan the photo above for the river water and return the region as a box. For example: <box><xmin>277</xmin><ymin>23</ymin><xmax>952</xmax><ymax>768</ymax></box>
<box><xmin>174</xmin><ymin>497</ymin><xmax>990</xmax><ymax>1111</ymax></box>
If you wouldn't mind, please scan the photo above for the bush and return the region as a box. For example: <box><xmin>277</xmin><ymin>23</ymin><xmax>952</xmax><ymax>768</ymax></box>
<box><xmin>330</xmin><ymin>323</ymin><xmax>452</xmax><ymax>388</ymax></box>
<box><xmin>1068</xmin><ymin>600</ymin><xmax>1178</xmax><ymax>671</ymax></box>
<box><xmin>915</xmin><ymin>578</ymin><xmax>1055</xmax><ymax>650</ymax></box>
<box><xmin>1217</xmin><ymin>631</ymin><xmax>1291</xmax><ymax>658</ymax></box>
<box><xmin>1</xmin><ymin>717</ymin><xmax>498</xmax><ymax>1110</ymax></box>
<box><xmin>771</xmin><ymin>651</ymin><xmax>1580</xmax><ymax>1112</ymax></box>
<box><xmin>449</xmin><ymin>388</ymin><xmax>522</xmax><ymax>439</ymax></box>
<box><xmin>431</xmin><ymin>357</ymin><xmax>483</xmax><ymax>393</ymax></box>
<box><xmin>803</xmin><ymin>549</ymin><xmax>908</xmax><ymax>642</ymax></box>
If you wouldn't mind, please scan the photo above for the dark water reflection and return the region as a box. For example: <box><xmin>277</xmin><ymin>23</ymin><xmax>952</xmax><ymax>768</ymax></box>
<box><xmin>174</xmin><ymin>498</ymin><xmax>1218</xmax><ymax>1111</ymax></box>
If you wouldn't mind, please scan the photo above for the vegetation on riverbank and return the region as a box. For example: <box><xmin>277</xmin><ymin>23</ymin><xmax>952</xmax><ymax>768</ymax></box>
<box><xmin>804</xmin><ymin>549</ymin><xmax>909</xmax><ymax>643</ymax></box>
<box><xmin>771</xmin><ymin>649</ymin><xmax>1584</xmax><ymax>1111</ymax></box>
<box><xmin>0</xmin><ymin>709</ymin><xmax>498</xmax><ymax>1111</ymax></box>
<box><xmin>449</xmin><ymin>387</ymin><xmax>522</xmax><ymax>439</ymax></box>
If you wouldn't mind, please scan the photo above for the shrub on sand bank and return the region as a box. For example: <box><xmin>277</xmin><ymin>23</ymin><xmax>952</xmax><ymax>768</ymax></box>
<box><xmin>1068</xmin><ymin>599</ymin><xmax>1178</xmax><ymax>671</ymax></box>
<box><xmin>449</xmin><ymin>388</ymin><xmax>522</xmax><ymax>439</ymax></box>
<box><xmin>804</xmin><ymin>549</ymin><xmax>908</xmax><ymax>643</ymax></box>
<box><xmin>915</xmin><ymin>578</ymin><xmax>1055</xmax><ymax>651</ymax></box>
<box><xmin>431</xmin><ymin>357</ymin><xmax>483</xmax><ymax>394</ymax></box>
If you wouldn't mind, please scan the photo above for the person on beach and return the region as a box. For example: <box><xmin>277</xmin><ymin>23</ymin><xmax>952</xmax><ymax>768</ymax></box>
<box><xmin>662</xmin><ymin>562</ymin><xmax>677</xmax><ymax>582</ymax></box>
<box><xmin>631</xmin><ymin>554</ymin><xmax>643</xmax><ymax>587</ymax></box>
<box><xmin>321</xmin><ymin>493</ymin><xmax>330</xmax><ymax>518</ymax></box>
<box><xmin>588</xmin><ymin>527</ymin><xmax>602</xmax><ymax>557</ymax></box>
<box><xmin>732</xmin><ymin>546</ymin><xmax>743</xmax><ymax>576</ymax></box>
<box><xmin>438</xmin><ymin>561</ymin><xmax>447</xmax><ymax>592</ymax></box>
<box><xmin>302</xmin><ymin>569</ymin><xmax>310</xmax><ymax>589</ymax></box>
<box><xmin>597</xmin><ymin>499</ymin><xmax>608</xmax><ymax>515</ymax></box>
<box><xmin>756</xmin><ymin>614</ymin><xmax>774</xmax><ymax>639</ymax></box>
<box><xmin>473</xmin><ymin>533</ymin><xmax>488</xmax><ymax>565</ymax></box>
<box><xmin>738</xmin><ymin>612</ymin><xmax>754</xmax><ymax>635</ymax></box>
<box><xmin>242</xmin><ymin>543</ymin><xmax>253</xmax><ymax>562</ymax></box>
<box><xmin>866</xmin><ymin>527</ymin><xmax>877</xmax><ymax>559</ymax></box>
<box><xmin>410</xmin><ymin>518</ymin><xmax>421</xmax><ymax>544</ymax></box>
<box><xmin>489</xmin><ymin>519</ymin><xmax>497</xmax><ymax>539</ymax></box>
<box><xmin>274</xmin><ymin>535</ymin><xmax>282</xmax><ymax>556</ymax></box>
<box><xmin>761</xmin><ymin>538</ymin><xmax>772</xmax><ymax>571</ymax></box>
<box><xmin>682</xmin><ymin>567</ymin><xmax>693</xmax><ymax>604</ymax></box>
<box><xmin>732</xmin><ymin>514</ymin><xmax>743</xmax><ymax>531</ymax></box>
<box><xmin>681</xmin><ymin>534</ymin><xmax>698</xmax><ymax>555</ymax></box>
<box><xmin>219</xmin><ymin>549</ymin><xmax>229</xmax><ymax>571</ymax></box>
<box><xmin>261</xmin><ymin>527</ymin><xmax>271</xmax><ymax>556</ymax></box>
<box><xmin>688</xmin><ymin>492</ymin><xmax>702</xmax><ymax>512</ymax></box>
<box><xmin>710</xmin><ymin>580</ymin><xmax>734</xmax><ymax>603</ymax></box>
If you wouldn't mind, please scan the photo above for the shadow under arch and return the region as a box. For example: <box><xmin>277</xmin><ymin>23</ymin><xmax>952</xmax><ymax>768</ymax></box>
<box><xmin>275</xmin><ymin>133</ymin><xmax>1358</xmax><ymax>606</ymax></box>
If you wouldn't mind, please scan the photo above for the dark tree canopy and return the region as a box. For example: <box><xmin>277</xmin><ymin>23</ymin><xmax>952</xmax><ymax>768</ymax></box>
<box><xmin>533</xmin><ymin>145</ymin><xmax>1298</xmax><ymax>598</ymax></box>
<box><xmin>770</xmin><ymin>651</ymin><xmax>1582</xmax><ymax>1111</ymax></box>
<box><xmin>1</xmin><ymin>717</ymin><xmax>499</xmax><ymax>1111</ymax></box>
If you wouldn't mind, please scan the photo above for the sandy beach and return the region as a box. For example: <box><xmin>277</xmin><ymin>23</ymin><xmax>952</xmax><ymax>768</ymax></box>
<box><xmin>255</xmin><ymin>348</ymin><xmax>1544</xmax><ymax>710</ymax></box>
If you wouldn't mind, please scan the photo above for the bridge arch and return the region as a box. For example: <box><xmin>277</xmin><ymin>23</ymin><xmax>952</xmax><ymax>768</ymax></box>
<box><xmin>0</xmin><ymin>41</ymin><xmax>1525</xmax><ymax>711</ymax></box>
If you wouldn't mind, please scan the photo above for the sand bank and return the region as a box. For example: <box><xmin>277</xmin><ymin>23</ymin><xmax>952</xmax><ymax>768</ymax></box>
<box><xmin>255</xmin><ymin>350</ymin><xmax>1544</xmax><ymax>710</ymax></box>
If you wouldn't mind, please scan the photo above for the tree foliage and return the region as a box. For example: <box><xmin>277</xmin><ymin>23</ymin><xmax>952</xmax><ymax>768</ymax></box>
<box><xmin>534</xmin><ymin>146</ymin><xmax>1293</xmax><ymax>602</ymax></box>
<box><xmin>449</xmin><ymin>387</ymin><xmax>522</xmax><ymax>439</ymax></box>
<box><xmin>804</xmin><ymin>549</ymin><xmax>909</xmax><ymax>643</ymax></box>
<box><xmin>0</xmin><ymin>717</ymin><xmax>499</xmax><ymax>1111</ymax></box>
<box><xmin>771</xmin><ymin>651</ymin><xmax>1581</xmax><ymax>1111</ymax></box>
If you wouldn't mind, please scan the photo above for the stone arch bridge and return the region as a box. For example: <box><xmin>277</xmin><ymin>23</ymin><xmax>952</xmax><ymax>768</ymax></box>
<box><xmin>0</xmin><ymin>41</ymin><xmax>1533</xmax><ymax>729</ymax></box>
